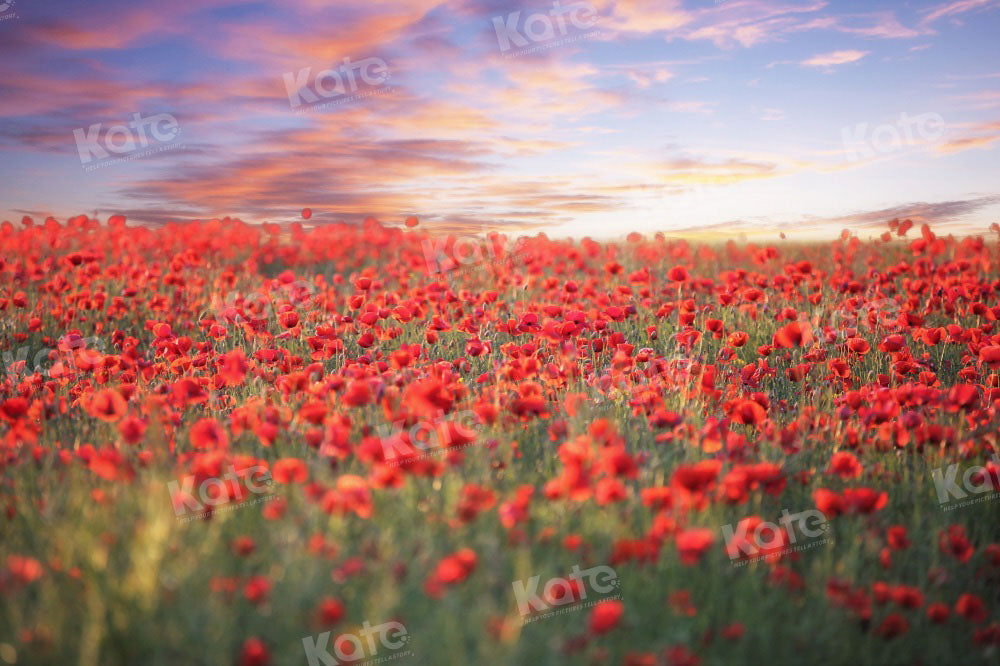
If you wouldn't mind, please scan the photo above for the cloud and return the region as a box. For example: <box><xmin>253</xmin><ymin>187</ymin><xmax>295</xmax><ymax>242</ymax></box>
<box><xmin>476</xmin><ymin>58</ymin><xmax>628</xmax><ymax>118</ymax></box>
<box><xmin>653</xmin><ymin>156</ymin><xmax>781</xmax><ymax>185</ymax></box>
<box><xmin>667</xmin><ymin>195</ymin><xmax>1000</xmax><ymax>237</ymax></box>
<box><xmin>604</xmin><ymin>0</ymin><xmax>694</xmax><ymax>35</ymax></box>
<box><xmin>800</xmin><ymin>50</ymin><xmax>868</xmax><ymax>67</ymax></box>
<box><xmin>625</xmin><ymin>68</ymin><xmax>674</xmax><ymax>88</ymax></box>
<box><xmin>794</xmin><ymin>12</ymin><xmax>924</xmax><ymax>39</ymax></box>
<box><xmin>947</xmin><ymin>71</ymin><xmax>1000</xmax><ymax>80</ymax></box>
<box><xmin>757</xmin><ymin>107</ymin><xmax>786</xmax><ymax>121</ymax></box>
<box><xmin>935</xmin><ymin>121</ymin><xmax>1000</xmax><ymax>153</ymax></box>
<box><xmin>108</xmin><ymin>109</ymin><xmax>629</xmax><ymax>230</ymax></box>
<box><xmin>804</xmin><ymin>195</ymin><xmax>1000</xmax><ymax>228</ymax></box>
<box><xmin>14</xmin><ymin>2</ymin><xmax>208</xmax><ymax>52</ymax></box>
<box><xmin>592</xmin><ymin>0</ymin><xmax>934</xmax><ymax>49</ymax></box>
<box><xmin>936</xmin><ymin>135</ymin><xmax>1000</xmax><ymax>153</ymax></box>
<box><xmin>1</xmin><ymin>0</ymin><xmax>998</xmax><ymax>236</ymax></box>
<box><xmin>662</xmin><ymin>100</ymin><xmax>716</xmax><ymax>114</ymax></box>
<box><xmin>920</xmin><ymin>0</ymin><xmax>1000</xmax><ymax>26</ymax></box>
<box><xmin>677</xmin><ymin>0</ymin><xmax>829</xmax><ymax>48</ymax></box>
<box><xmin>951</xmin><ymin>90</ymin><xmax>1000</xmax><ymax>109</ymax></box>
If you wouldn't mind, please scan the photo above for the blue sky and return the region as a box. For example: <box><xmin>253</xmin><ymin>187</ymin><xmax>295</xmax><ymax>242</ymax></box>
<box><xmin>0</xmin><ymin>0</ymin><xmax>998</xmax><ymax>238</ymax></box>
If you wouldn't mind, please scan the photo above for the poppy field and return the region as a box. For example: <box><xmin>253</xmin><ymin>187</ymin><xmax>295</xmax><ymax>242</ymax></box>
<box><xmin>1</xmin><ymin>215</ymin><xmax>999</xmax><ymax>665</ymax></box>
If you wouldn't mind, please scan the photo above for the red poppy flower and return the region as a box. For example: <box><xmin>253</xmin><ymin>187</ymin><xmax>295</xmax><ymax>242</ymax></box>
<box><xmin>875</xmin><ymin>612</ymin><xmax>909</xmax><ymax>639</ymax></box>
<box><xmin>828</xmin><ymin>357</ymin><xmax>850</xmax><ymax>378</ymax></box>
<box><xmin>403</xmin><ymin>379</ymin><xmax>454</xmax><ymax>418</ymax></box>
<box><xmin>890</xmin><ymin>585</ymin><xmax>924</xmax><ymax>609</ymax></box>
<box><xmin>722</xmin><ymin>623</ymin><xmax>745</xmax><ymax>640</ymax></box>
<box><xmin>239</xmin><ymin>638</ymin><xmax>270</xmax><ymax>666</ymax></box>
<box><xmin>773</xmin><ymin>322</ymin><xmax>813</xmax><ymax>348</ymax></box>
<box><xmin>316</xmin><ymin>597</ymin><xmax>345</xmax><ymax>626</ymax></box>
<box><xmin>927</xmin><ymin>602</ymin><xmax>950</xmax><ymax>624</ymax></box>
<box><xmin>243</xmin><ymin>576</ymin><xmax>271</xmax><ymax>604</ymax></box>
<box><xmin>676</xmin><ymin>528</ymin><xmax>715</xmax><ymax>565</ymax></box>
<box><xmin>6</xmin><ymin>555</ymin><xmax>44</xmax><ymax>584</ymax></box>
<box><xmin>272</xmin><ymin>458</ymin><xmax>308</xmax><ymax>483</ymax></box>
<box><xmin>878</xmin><ymin>335</ymin><xmax>906</xmax><ymax>353</ymax></box>
<box><xmin>189</xmin><ymin>417</ymin><xmax>229</xmax><ymax>450</ymax></box>
<box><xmin>728</xmin><ymin>331</ymin><xmax>749</xmax><ymax>347</ymax></box>
<box><xmin>231</xmin><ymin>536</ymin><xmax>256</xmax><ymax>556</ymax></box>
<box><xmin>813</xmin><ymin>488</ymin><xmax>845</xmax><ymax>517</ymax></box>
<box><xmin>939</xmin><ymin>525</ymin><xmax>974</xmax><ymax>563</ymax></box>
<box><xmin>589</xmin><ymin>600</ymin><xmax>624</xmax><ymax>634</ymax></box>
<box><xmin>342</xmin><ymin>380</ymin><xmax>372</xmax><ymax>407</ymax></box>
<box><xmin>218</xmin><ymin>349</ymin><xmax>249</xmax><ymax>385</ymax></box>
<box><xmin>0</xmin><ymin>397</ymin><xmax>29</xmax><ymax>421</ymax></box>
<box><xmin>886</xmin><ymin>526</ymin><xmax>910</xmax><ymax>550</ymax></box>
<box><xmin>955</xmin><ymin>593</ymin><xmax>987</xmax><ymax>624</ymax></box>
<box><xmin>87</xmin><ymin>388</ymin><xmax>128</xmax><ymax>422</ymax></box>
<box><xmin>426</xmin><ymin>548</ymin><xmax>478</xmax><ymax>597</ymax></box>
<box><xmin>947</xmin><ymin>384</ymin><xmax>978</xmax><ymax>410</ymax></box>
<box><xmin>729</xmin><ymin>399</ymin><xmax>767</xmax><ymax>427</ymax></box>
<box><xmin>118</xmin><ymin>416</ymin><xmax>147</xmax><ymax>444</ymax></box>
<box><xmin>846</xmin><ymin>337</ymin><xmax>870</xmax><ymax>354</ymax></box>
<box><xmin>829</xmin><ymin>452</ymin><xmax>862</xmax><ymax>479</ymax></box>
<box><xmin>332</xmin><ymin>474</ymin><xmax>373</xmax><ymax>519</ymax></box>
<box><xmin>665</xmin><ymin>645</ymin><xmax>700</xmax><ymax>666</ymax></box>
<box><xmin>668</xmin><ymin>266</ymin><xmax>689</xmax><ymax>282</ymax></box>
<box><xmin>980</xmin><ymin>346</ymin><xmax>1000</xmax><ymax>368</ymax></box>
<box><xmin>456</xmin><ymin>483</ymin><xmax>496</xmax><ymax>522</ymax></box>
<box><xmin>842</xmin><ymin>487</ymin><xmax>888</xmax><ymax>514</ymax></box>
<box><xmin>595</xmin><ymin>477</ymin><xmax>628</xmax><ymax>505</ymax></box>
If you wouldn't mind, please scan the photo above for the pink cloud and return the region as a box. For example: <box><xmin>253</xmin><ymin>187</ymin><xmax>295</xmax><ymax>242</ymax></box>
<box><xmin>921</xmin><ymin>0</ymin><xmax>1000</xmax><ymax>26</ymax></box>
<box><xmin>800</xmin><ymin>49</ymin><xmax>868</xmax><ymax>67</ymax></box>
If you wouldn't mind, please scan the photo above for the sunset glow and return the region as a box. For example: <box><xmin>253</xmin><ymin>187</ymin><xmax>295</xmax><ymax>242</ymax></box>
<box><xmin>1</xmin><ymin>0</ymin><xmax>998</xmax><ymax>237</ymax></box>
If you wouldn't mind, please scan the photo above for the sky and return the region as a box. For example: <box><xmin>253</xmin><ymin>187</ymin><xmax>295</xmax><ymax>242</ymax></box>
<box><xmin>0</xmin><ymin>0</ymin><xmax>998</xmax><ymax>239</ymax></box>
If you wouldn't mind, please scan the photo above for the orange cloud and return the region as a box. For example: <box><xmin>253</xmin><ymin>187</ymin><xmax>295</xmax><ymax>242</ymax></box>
<box><xmin>652</xmin><ymin>157</ymin><xmax>780</xmax><ymax>185</ymax></box>
<box><xmin>605</xmin><ymin>0</ymin><xmax>693</xmax><ymax>34</ymax></box>
<box><xmin>935</xmin><ymin>121</ymin><xmax>1000</xmax><ymax>153</ymax></box>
